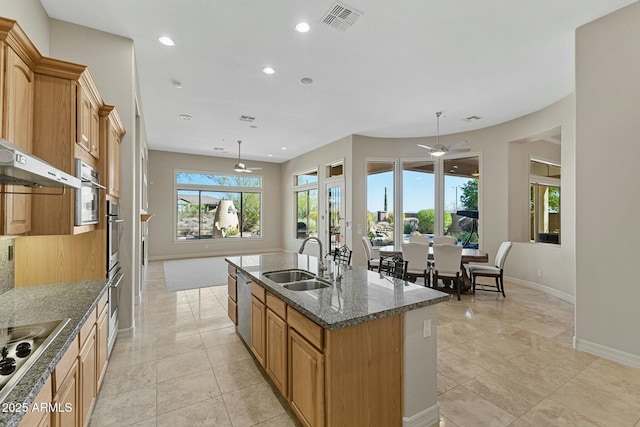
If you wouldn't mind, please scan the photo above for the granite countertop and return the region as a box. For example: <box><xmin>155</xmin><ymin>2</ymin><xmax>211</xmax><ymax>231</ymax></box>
<box><xmin>226</xmin><ymin>252</ymin><xmax>449</xmax><ymax>331</ymax></box>
<box><xmin>0</xmin><ymin>279</ymin><xmax>108</xmax><ymax>427</ymax></box>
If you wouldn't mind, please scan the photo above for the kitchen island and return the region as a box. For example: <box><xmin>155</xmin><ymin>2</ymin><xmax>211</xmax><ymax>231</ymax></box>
<box><xmin>0</xmin><ymin>279</ymin><xmax>109</xmax><ymax>427</ymax></box>
<box><xmin>226</xmin><ymin>252</ymin><xmax>449</xmax><ymax>427</ymax></box>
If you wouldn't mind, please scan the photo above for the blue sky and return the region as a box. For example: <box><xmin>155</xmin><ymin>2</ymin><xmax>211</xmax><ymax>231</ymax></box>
<box><xmin>367</xmin><ymin>171</ymin><xmax>473</xmax><ymax>213</ymax></box>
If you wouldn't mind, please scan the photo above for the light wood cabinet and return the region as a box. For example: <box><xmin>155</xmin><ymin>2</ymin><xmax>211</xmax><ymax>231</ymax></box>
<box><xmin>100</xmin><ymin>105</ymin><xmax>124</xmax><ymax>200</ymax></box>
<box><xmin>18</xmin><ymin>376</ymin><xmax>52</xmax><ymax>427</ymax></box>
<box><xmin>96</xmin><ymin>302</ymin><xmax>109</xmax><ymax>390</ymax></box>
<box><xmin>1</xmin><ymin>45</ymin><xmax>34</xmax><ymax>235</ymax></box>
<box><xmin>78</xmin><ymin>324</ymin><xmax>96</xmax><ymax>427</ymax></box>
<box><xmin>52</xmin><ymin>338</ymin><xmax>79</xmax><ymax>427</ymax></box>
<box><xmin>77</xmin><ymin>81</ymin><xmax>100</xmax><ymax>159</ymax></box>
<box><xmin>250</xmin><ymin>294</ymin><xmax>266</xmax><ymax>368</ymax></box>
<box><xmin>227</xmin><ymin>266</ymin><xmax>237</xmax><ymax>324</ymax></box>
<box><xmin>266</xmin><ymin>302</ymin><xmax>288</xmax><ymax>397</ymax></box>
<box><xmin>289</xmin><ymin>328</ymin><xmax>324</xmax><ymax>427</ymax></box>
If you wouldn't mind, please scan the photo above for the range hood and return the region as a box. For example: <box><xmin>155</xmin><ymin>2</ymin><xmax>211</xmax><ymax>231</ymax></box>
<box><xmin>0</xmin><ymin>138</ymin><xmax>81</xmax><ymax>189</ymax></box>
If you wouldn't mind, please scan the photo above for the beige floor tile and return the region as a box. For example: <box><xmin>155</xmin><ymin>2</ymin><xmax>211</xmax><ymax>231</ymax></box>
<box><xmin>550</xmin><ymin>378</ymin><xmax>640</xmax><ymax>426</ymax></box>
<box><xmin>90</xmin><ymin>384</ymin><xmax>157</xmax><ymax>427</ymax></box>
<box><xmin>156</xmin><ymin>369</ymin><xmax>221</xmax><ymax>415</ymax></box>
<box><xmin>156</xmin><ymin>396</ymin><xmax>232</xmax><ymax>427</ymax></box>
<box><xmin>438</xmin><ymin>373</ymin><xmax>458</xmax><ymax>395</ymax></box>
<box><xmin>437</xmin><ymin>350</ymin><xmax>487</xmax><ymax>384</ymax></box>
<box><xmin>462</xmin><ymin>372</ymin><xmax>546</xmax><ymax>417</ymax></box>
<box><xmin>98</xmin><ymin>361</ymin><xmax>157</xmax><ymax>398</ymax></box>
<box><xmin>518</xmin><ymin>399</ymin><xmax>602</xmax><ymax>427</ymax></box>
<box><xmin>156</xmin><ymin>349</ymin><xmax>212</xmax><ymax>382</ymax></box>
<box><xmin>195</xmin><ymin>314</ymin><xmax>235</xmax><ymax>333</ymax></box>
<box><xmin>155</xmin><ymin>331</ymin><xmax>204</xmax><ymax>358</ymax></box>
<box><xmin>205</xmin><ymin>340</ymin><xmax>252</xmax><ymax>367</ymax></box>
<box><xmin>200</xmin><ymin>325</ymin><xmax>242</xmax><ymax>347</ymax></box>
<box><xmin>213</xmin><ymin>357</ymin><xmax>265</xmax><ymax>393</ymax></box>
<box><xmin>253</xmin><ymin>413</ymin><xmax>298</xmax><ymax>426</ymax></box>
<box><xmin>432</xmin><ymin>416</ymin><xmax>460</xmax><ymax>427</ymax></box>
<box><xmin>222</xmin><ymin>382</ymin><xmax>287</xmax><ymax>427</ymax></box>
<box><xmin>488</xmin><ymin>357</ymin><xmax>573</xmax><ymax>396</ymax></box>
<box><xmin>438</xmin><ymin>385</ymin><xmax>516</xmax><ymax>427</ymax></box>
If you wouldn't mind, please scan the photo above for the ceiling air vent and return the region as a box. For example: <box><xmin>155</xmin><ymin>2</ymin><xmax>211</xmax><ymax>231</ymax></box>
<box><xmin>322</xmin><ymin>2</ymin><xmax>362</xmax><ymax>32</ymax></box>
<box><xmin>239</xmin><ymin>115</ymin><xmax>255</xmax><ymax>122</ymax></box>
<box><xmin>463</xmin><ymin>115</ymin><xmax>482</xmax><ymax>122</ymax></box>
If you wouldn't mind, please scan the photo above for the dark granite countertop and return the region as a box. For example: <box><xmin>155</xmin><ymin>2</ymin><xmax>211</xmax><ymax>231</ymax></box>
<box><xmin>0</xmin><ymin>279</ymin><xmax>108</xmax><ymax>427</ymax></box>
<box><xmin>226</xmin><ymin>252</ymin><xmax>449</xmax><ymax>331</ymax></box>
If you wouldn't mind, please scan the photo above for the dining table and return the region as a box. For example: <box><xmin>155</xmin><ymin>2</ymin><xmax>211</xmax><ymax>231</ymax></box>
<box><xmin>377</xmin><ymin>244</ymin><xmax>489</xmax><ymax>292</ymax></box>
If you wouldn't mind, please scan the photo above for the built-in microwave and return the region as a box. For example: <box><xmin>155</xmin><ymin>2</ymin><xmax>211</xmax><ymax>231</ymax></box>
<box><xmin>75</xmin><ymin>159</ymin><xmax>105</xmax><ymax>226</ymax></box>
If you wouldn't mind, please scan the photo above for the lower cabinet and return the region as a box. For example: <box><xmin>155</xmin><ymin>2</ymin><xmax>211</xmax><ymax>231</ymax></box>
<box><xmin>266</xmin><ymin>307</ymin><xmax>288</xmax><ymax>397</ymax></box>
<box><xmin>18</xmin><ymin>376</ymin><xmax>52</xmax><ymax>427</ymax></box>
<box><xmin>51</xmin><ymin>337</ymin><xmax>79</xmax><ymax>427</ymax></box>
<box><xmin>250</xmin><ymin>295</ymin><xmax>266</xmax><ymax>367</ymax></box>
<box><xmin>79</xmin><ymin>324</ymin><xmax>96</xmax><ymax>427</ymax></box>
<box><xmin>289</xmin><ymin>328</ymin><xmax>325</xmax><ymax>427</ymax></box>
<box><xmin>96</xmin><ymin>305</ymin><xmax>109</xmax><ymax>389</ymax></box>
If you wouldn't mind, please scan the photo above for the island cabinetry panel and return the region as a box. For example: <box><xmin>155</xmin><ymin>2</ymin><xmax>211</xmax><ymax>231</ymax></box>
<box><xmin>227</xmin><ymin>266</ymin><xmax>237</xmax><ymax>324</ymax></box>
<box><xmin>250</xmin><ymin>282</ymin><xmax>266</xmax><ymax>367</ymax></box>
<box><xmin>266</xmin><ymin>292</ymin><xmax>287</xmax><ymax>397</ymax></box>
<box><xmin>1</xmin><ymin>44</ymin><xmax>34</xmax><ymax>235</ymax></box>
<box><xmin>289</xmin><ymin>328</ymin><xmax>324</xmax><ymax>427</ymax></box>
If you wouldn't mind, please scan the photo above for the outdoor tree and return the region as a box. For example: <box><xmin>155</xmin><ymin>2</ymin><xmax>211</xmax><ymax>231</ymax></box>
<box><xmin>416</xmin><ymin>209</ymin><xmax>435</xmax><ymax>234</ymax></box>
<box><xmin>460</xmin><ymin>179</ymin><xmax>478</xmax><ymax>210</ymax></box>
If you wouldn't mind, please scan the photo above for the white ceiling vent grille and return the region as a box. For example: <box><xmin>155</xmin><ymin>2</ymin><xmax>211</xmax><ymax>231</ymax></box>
<box><xmin>239</xmin><ymin>115</ymin><xmax>255</xmax><ymax>122</ymax></box>
<box><xmin>322</xmin><ymin>2</ymin><xmax>362</xmax><ymax>32</ymax></box>
<box><xmin>463</xmin><ymin>115</ymin><xmax>482</xmax><ymax>122</ymax></box>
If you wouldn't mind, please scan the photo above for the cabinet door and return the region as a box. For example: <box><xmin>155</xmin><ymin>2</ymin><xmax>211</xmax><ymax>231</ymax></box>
<box><xmin>250</xmin><ymin>295</ymin><xmax>266</xmax><ymax>367</ymax></box>
<box><xmin>77</xmin><ymin>85</ymin><xmax>91</xmax><ymax>153</ymax></box>
<box><xmin>79</xmin><ymin>326</ymin><xmax>96</xmax><ymax>427</ymax></box>
<box><xmin>2</xmin><ymin>46</ymin><xmax>34</xmax><ymax>235</ymax></box>
<box><xmin>266</xmin><ymin>309</ymin><xmax>288</xmax><ymax>397</ymax></box>
<box><xmin>289</xmin><ymin>329</ymin><xmax>324</xmax><ymax>427</ymax></box>
<box><xmin>96</xmin><ymin>307</ymin><xmax>109</xmax><ymax>390</ymax></box>
<box><xmin>52</xmin><ymin>360</ymin><xmax>78</xmax><ymax>427</ymax></box>
<box><xmin>18</xmin><ymin>376</ymin><xmax>52</xmax><ymax>427</ymax></box>
<box><xmin>106</xmin><ymin>120</ymin><xmax>121</xmax><ymax>198</ymax></box>
<box><xmin>89</xmin><ymin>106</ymin><xmax>99</xmax><ymax>158</ymax></box>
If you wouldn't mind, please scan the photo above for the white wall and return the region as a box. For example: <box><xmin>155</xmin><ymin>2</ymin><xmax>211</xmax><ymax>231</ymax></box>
<box><xmin>575</xmin><ymin>1</ymin><xmax>640</xmax><ymax>366</ymax></box>
<box><xmin>48</xmin><ymin>20</ymin><xmax>140</xmax><ymax>334</ymax></box>
<box><xmin>0</xmin><ymin>0</ymin><xmax>49</xmax><ymax>55</ymax></box>
<box><xmin>147</xmin><ymin>150</ymin><xmax>283</xmax><ymax>260</ymax></box>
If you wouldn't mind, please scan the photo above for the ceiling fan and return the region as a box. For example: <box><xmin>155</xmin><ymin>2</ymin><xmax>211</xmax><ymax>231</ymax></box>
<box><xmin>233</xmin><ymin>141</ymin><xmax>262</xmax><ymax>173</ymax></box>
<box><xmin>417</xmin><ymin>112</ymin><xmax>470</xmax><ymax>156</ymax></box>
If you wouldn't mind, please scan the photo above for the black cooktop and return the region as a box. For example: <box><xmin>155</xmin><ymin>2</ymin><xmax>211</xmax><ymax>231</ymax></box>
<box><xmin>0</xmin><ymin>319</ymin><xmax>69</xmax><ymax>403</ymax></box>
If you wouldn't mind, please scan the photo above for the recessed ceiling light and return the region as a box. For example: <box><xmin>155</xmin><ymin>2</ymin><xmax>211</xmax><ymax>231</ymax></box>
<box><xmin>300</xmin><ymin>77</ymin><xmax>313</xmax><ymax>85</ymax></box>
<box><xmin>268</xmin><ymin>154</ymin><xmax>273</xmax><ymax>157</ymax></box>
<box><xmin>179</xmin><ymin>114</ymin><xmax>191</xmax><ymax>120</ymax></box>
<box><xmin>262</xmin><ymin>66</ymin><xmax>276</xmax><ymax>75</ymax></box>
<box><xmin>295</xmin><ymin>22</ymin><xmax>310</xmax><ymax>33</ymax></box>
<box><xmin>171</xmin><ymin>80</ymin><xmax>182</xmax><ymax>88</ymax></box>
<box><xmin>158</xmin><ymin>36</ymin><xmax>175</xmax><ymax>46</ymax></box>
<box><xmin>250</xmin><ymin>125</ymin><xmax>257</xmax><ymax>128</ymax></box>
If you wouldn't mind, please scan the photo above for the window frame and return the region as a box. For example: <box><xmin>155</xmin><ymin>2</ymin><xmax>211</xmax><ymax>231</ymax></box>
<box><xmin>293</xmin><ymin>168</ymin><xmax>319</xmax><ymax>240</ymax></box>
<box><xmin>173</xmin><ymin>168</ymin><xmax>263</xmax><ymax>242</ymax></box>
<box><xmin>529</xmin><ymin>158</ymin><xmax>561</xmax><ymax>245</ymax></box>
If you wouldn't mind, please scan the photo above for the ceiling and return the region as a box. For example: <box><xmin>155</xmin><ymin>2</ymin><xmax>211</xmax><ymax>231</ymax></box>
<box><xmin>40</xmin><ymin>0</ymin><xmax>636</xmax><ymax>164</ymax></box>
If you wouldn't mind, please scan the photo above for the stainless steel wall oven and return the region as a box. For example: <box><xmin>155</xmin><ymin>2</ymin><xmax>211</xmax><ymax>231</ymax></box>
<box><xmin>106</xmin><ymin>200</ymin><xmax>123</xmax><ymax>354</ymax></box>
<box><xmin>75</xmin><ymin>159</ymin><xmax>104</xmax><ymax>226</ymax></box>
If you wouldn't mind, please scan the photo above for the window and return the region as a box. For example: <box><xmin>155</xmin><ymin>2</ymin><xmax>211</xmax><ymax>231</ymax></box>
<box><xmin>175</xmin><ymin>171</ymin><xmax>261</xmax><ymax>240</ymax></box>
<box><xmin>402</xmin><ymin>161</ymin><xmax>435</xmax><ymax>238</ymax></box>
<box><xmin>367</xmin><ymin>161</ymin><xmax>395</xmax><ymax>246</ymax></box>
<box><xmin>294</xmin><ymin>170</ymin><xmax>318</xmax><ymax>239</ymax></box>
<box><xmin>530</xmin><ymin>160</ymin><xmax>560</xmax><ymax>244</ymax></box>
<box><xmin>444</xmin><ymin>156</ymin><xmax>479</xmax><ymax>247</ymax></box>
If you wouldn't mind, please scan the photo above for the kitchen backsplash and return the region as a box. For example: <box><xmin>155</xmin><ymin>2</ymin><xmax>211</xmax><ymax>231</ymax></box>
<box><xmin>0</xmin><ymin>237</ymin><xmax>15</xmax><ymax>295</ymax></box>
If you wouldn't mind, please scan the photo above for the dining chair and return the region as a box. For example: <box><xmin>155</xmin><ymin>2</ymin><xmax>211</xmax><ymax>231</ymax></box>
<box><xmin>408</xmin><ymin>235</ymin><xmax>431</xmax><ymax>245</ymax></box>
<box><xmin>401</xmin><ymin>242</ymin><xmax>430</xmax><ymax>286</ymax></box>
<box><xmin>333</xmin><ymin>244</ymin><xmax>352</xmax><ymax>266</ymax></box>
<box><xmin>378</xmin><ymin>255</ymin><xmax>409</xmax><ymax>280</ymax></box>
<box><xmin>432</xmin><ymin>243</ymin><xmax>464</xmax><ymax>300</ymax></box>
<box><xmin>468</xmin><ymin>241</ymin><xmax>512</xmax><ymax>297</ymax></box>
<box><xmin>361</xmin><ymin>236</ymin><xmax>380</xmax><ymax>271</ymax></box>
<box><xmin>433</xmin><ymin>235</ymin><xmax>457</xmax><ymax>245</ymax></box>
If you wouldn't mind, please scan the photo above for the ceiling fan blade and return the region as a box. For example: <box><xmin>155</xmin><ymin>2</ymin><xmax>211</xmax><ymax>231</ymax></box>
<box><xmin>448</xmin><ymin>148</ymin><xmax>471</xmax><ymax>153</ymax></box>
<box><xmin>248</xmin><ymin>167</ymin><xmax>263</xmax><ymax>171</ymax></box>
<box><xmin>417</xmin><ymin>144</ymin><xmax>435</xmax><ymax>150</ymax></box>
<box><xmin>447</xmin><ymin>140</ymin><xmax>468</xmax><ymax>150</ymax></box>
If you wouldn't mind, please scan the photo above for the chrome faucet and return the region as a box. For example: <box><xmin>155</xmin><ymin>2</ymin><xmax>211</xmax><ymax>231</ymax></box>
<box><xmin>298</xmin><ymin>236</ymin><xmax>328</xmax><ymax>277</ymax></box>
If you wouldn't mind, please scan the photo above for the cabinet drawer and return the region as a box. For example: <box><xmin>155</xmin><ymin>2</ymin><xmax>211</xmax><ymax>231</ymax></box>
<box><xmin>227</xmin><ymin>274</ymin><xmax>237</xmax><ymax>302</ymax></box>
<box><xmin>288</xmin><ymin>308</ymin><xmax>323</xmax><ymax>351</ymax></box>
<box><xmin>53</xmin><ymin>335</ymin><xmax>78</xmax><ymax>394</ymax></box>
<box><xmin>266</xmin><ymin>292</ymin><xmax>286</xmax><ymax>320</ymax></box>
<box><xmin>79</xmin><ymin>307</ymin><xmax>97</xmax><ymax>347</ymax></box>
<box><xmin>228</xmin><ymin>296</ymin><xmax>237</xmax><ymax>325</ymax></box>
<box><xmin>228</xmin><ymin>264</ymin><xmax>237</xmax><ymax>278</ymax></box>
<box><xmin>251</xmin><ymin>281</ymin><xmax>266</xmax><ymax>303</ymax></box>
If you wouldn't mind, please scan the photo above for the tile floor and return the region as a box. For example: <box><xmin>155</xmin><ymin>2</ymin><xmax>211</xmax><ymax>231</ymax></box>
<box><xmin>89</xmin><ymin>261</ymin><xmax>640</xmax><ymax>427</ymax></box>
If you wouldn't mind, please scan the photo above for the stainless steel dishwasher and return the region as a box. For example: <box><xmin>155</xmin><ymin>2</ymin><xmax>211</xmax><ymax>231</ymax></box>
<box><xmin>236</xmin><ymin>270</ymin><xmax>252</xmax><ymax>345</ymax></box>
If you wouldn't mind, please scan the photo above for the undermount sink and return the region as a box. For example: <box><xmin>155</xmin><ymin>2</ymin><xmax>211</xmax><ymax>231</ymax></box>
<box><xmin>283</xmin><ymin>280</ymin><xmax>331</xmax><ymax>291</ymax></box>
<box><xmin>263</xmin><ymin>269</ymin><xmax>315</xmax><ymax>283</ymax></box>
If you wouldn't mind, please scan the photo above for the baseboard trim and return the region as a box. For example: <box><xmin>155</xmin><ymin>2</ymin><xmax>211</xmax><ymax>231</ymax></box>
<box><xmin>403</xmin><ymin>403</ymin><xmax>439</xmax><ymax>427</ymax></box>
<box><xmin>505</xmin><ymin>276</ymin><xmax>575</xmax><ymax>304</ymax></box>
<box><xmin>575</xmin><ymin>337</ymin><xmax>640</xmax><ymax>369</ymax></box>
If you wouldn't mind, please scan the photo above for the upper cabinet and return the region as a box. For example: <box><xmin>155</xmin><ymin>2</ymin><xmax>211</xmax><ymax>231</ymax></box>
<box><xmin>0</xmin><ymin>17</ymin><xmax>125</xmax><ymax>236</ymax></box>
<box><xmin>0</xmin><ymin>18</ymin><xmax>36</xmax><ymax>235</ymax></box>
